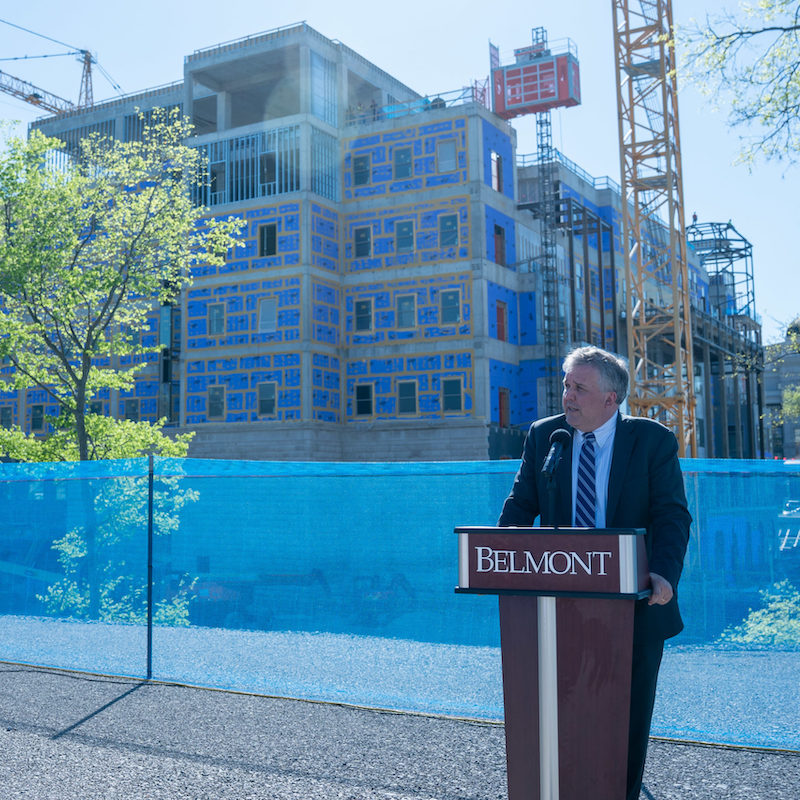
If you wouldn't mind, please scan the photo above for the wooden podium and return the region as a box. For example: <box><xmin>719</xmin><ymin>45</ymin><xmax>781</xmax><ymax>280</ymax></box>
<box><xmin>455</xmin><ymin>526</ymin><xmax>650</xmax><ymax>800</ymax></box>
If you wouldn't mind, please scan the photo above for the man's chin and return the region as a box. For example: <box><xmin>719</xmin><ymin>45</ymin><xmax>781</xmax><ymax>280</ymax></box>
<box><xmin>565</xmin><ymin>412</ymin><xmax>589</xmax><ymax>432</ymax></box>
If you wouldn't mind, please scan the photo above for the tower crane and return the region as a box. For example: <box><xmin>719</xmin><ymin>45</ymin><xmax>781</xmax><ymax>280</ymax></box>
<box><xmin>0</xmin><ymin>17</ymin><xmax>119</xmax><ymax>115</ymax></box>
<box><xmin>611</xmin><ymin>0</ymin><xmax>697</xmax><ymax>457</ymax></box>
<box><xmin>0</xmin><ymin>63</ymin><xmax>84</xmax><ymax>115</ymax></box>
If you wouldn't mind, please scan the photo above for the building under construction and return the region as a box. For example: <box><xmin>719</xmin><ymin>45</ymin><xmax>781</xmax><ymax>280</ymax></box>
<box><xmin>6</xmin><ymin>22</ymin><xmax>764</xmax><ymax>460</ymax></box>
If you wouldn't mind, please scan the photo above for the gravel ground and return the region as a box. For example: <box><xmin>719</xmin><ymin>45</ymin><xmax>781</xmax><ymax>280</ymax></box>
<box><xmin>0</xmin><ymin>663</ymin><xmax>797</xmax><ymax>800</ymax></box>
<box><xmin>2</xmin><ymin>617</ymin><xmax>799</xmax><ymax>751</ymax></box>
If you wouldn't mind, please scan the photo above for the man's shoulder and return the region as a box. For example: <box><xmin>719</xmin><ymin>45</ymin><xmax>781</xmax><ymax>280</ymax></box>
<box><xmin>532</xmin><ymin>413</ymin><xmax>568</xmax><ymax>429</ymax></box>
<box><xmin>530</xmin><ymin>414</ymin><xmax>569</xmax><ymax>436</ymax></box>
<box><xmin>619</xmin><ymin>413</ymin><xmax>670</xmax><ymax>431</ymax></box>
<box><xmin>618</xmin><ymin>413</ymin><xmax>679</xmax><ymax>444</ymax></box>
<box><xmin>522</xmin><ymin>414</ymin><xmax>570</xmax><ymax>454</ymax></box>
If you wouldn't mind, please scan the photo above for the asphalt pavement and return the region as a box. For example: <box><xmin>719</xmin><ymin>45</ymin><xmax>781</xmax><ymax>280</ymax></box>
<box><xmin>0</xmin><ymin>662</ymin><xmax>797</xmax><ymax>799</ymax></box>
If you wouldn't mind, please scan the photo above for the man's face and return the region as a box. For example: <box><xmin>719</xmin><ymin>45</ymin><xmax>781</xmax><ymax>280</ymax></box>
<box><xmin>562</xmin><ymin>363</ymin><xmax>618</xmax><ymax>433</ymax></box>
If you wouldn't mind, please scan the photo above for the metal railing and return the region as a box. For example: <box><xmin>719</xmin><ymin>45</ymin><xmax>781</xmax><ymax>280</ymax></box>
<box><xmin>517</xmin><ymin>148</ymin><xmax>621</xmax><ymax>195</ymax></box>
<box><xmin>344</xmin><ymin>85</ymin><xmax>490</xmax><ymax>128</ymax></box>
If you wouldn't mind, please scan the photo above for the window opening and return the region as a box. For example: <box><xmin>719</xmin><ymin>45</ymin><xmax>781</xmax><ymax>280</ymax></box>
<box><xmin>439</xmin><ymin>214</ymin><xmax>458</xmax><ymax>247</ymax></box>
<box><xmin>396</xmin><ymin>220</ymin><xmax>414</xmax><ymax>252</ymax></box>
<box><xmin>208</xmin><ymin>303</ymin><xmax>225</xmax><ymax>335</ymax></box>
<box><xmin>394</xmin><ymin>146</ymin><xmax>413</xmax><ymax>179</ymax></box>
<box><xmin>31</xmin><ymin>404</ymin><xmax>45</xmax><ymax>431</ymax></box>
<box><xmin>497</xmin><ymin>300</ymin><xmax>508</xmax><ymax>341</ymax></box>
<box><xmin>437</xmin><ymin>139</ymin><xmax>457</xmax><ymax>172</ymax></box>
<box><xmin>353</xmin><ymin>154</ymin><xmax>370</xmax><ymax>186</ymax></box>
<box><xmin>355</xmin><ymin>384</ymin><xmax>373</xmax><ymax>416</ymax></box>
<box><xmin>494</xmin><ymin>224</ymin><xmax>506</xmax><ymax>266</ymax></box>
<box><xmin>499</xmin><ymin>387</ymin><xmax>510</xmax><ymax>428</ymax></box>
<box><xmin>124</xmin><ymin>398</ymin><xmax>139</xmax><ymax>422</ymax></box>
<box><xmin>208</xmin><ymin>386</ymin><xmax>225</xmax><ymax>419</ymax></box>
<box><xmin>355</xmin><ymin>299</ymin><xmax>373</xmax><ymax>331</ymax></box>
<box><xmin>398</xmin><ymin>381</ymin><xmax>417</xmax><ymax>414</ymax></box>
<box><xmin>442</xmin><ymin>379</ymin><xmax>462</xmax><ymax>412</ymax></box>
<box><xmin>258</xmin><ymin>297</ymin><xmax>278</xmax><ymax>332</ymax></box>
<box><xmin>354</xmin><ymin>226</ymin><xmax>371</xmax><ymax>258</ymax></box>
<box><xmin>259</xmin><ymin>223</ymin><xmax>277</xmax><ymax>257</ymax></box>
<box><xmin>396</xmin><ymin>295</ymin><xmax>416</xmax><ymax>329</ymax></box>
<box><xmin>258</xmin><ymin>382</ymin><xmax>277</xmax><ymax>416</ymax></box>
<box><xmin>441</xmin><ymin>290</ymin><xmax>460</xmax><ymax>324</ymax></box>
<box><xmin>491</xmin><ymin>151</ymin><xmax>503</xmax><ymax>192</ymax></box>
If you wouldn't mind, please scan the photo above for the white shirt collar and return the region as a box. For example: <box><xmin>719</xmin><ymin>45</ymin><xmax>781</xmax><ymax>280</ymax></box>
<box><xmin>575</xmin><ymin>412</ymin><xmax>618</xmax><ymax>450</ymax></box>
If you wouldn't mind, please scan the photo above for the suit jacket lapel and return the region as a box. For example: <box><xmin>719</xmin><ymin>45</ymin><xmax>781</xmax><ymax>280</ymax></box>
<box><xmin>607</xmin><ymin>413</ymin><xmax>634</xmax><ymax>525</ymax></box>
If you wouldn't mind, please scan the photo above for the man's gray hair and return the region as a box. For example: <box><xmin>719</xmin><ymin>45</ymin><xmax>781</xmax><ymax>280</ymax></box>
<box><xmin>562</xmin><ymin>346</ymin><xmax>629</xmax><ymax>405</ymax></box>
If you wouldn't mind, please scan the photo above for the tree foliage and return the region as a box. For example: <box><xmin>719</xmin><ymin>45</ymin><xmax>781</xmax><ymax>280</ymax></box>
<box><xmin>680</xmin><ymin>0</ymin><xmax>800</xmax><ymax>165</ymax></box>
<box><xmin>36</xmin><ymin>469</ymin><xmax>199</xmax><ymax>626</ymax></box>
<box><xmin>0</xmin><ymin>109</ymin><xmax>242</xmax><ymax>460</ymax></box>
<box><xmin>784</xmin><ymin>384</ymin><xmax>800</xmax><ymax>419</ymax></box>
<box><xmin>0</xmin><ymin>414</ymin><xmax>193</xmax><ymax>461</ymax></box>
<box><xmin>764</xmin><ymin>325</ymin><xmax>800</xmax><ymax>430</ymax></box>
<box><xmin>719</xmin><ymin>580</ymin><xmax>800</xmax><ymax>649</ymax></box>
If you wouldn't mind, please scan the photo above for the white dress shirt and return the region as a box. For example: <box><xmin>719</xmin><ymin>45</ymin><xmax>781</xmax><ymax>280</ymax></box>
<box><xmin>570</xmin><ymin>413</ymin><xmax>617</xmax><ymax>528</ymax></box>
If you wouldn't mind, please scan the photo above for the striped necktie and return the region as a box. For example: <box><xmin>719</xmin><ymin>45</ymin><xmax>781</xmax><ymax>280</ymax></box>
<box><xmin>575</xmin><ymin>432</ymin><xmax>596</xmax><ymax>528</ymax></box>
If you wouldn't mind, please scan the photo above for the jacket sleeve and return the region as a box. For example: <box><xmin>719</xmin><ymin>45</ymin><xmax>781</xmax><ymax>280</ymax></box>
<box><xmin>645</xmin><ymin>426</ymin><xmax>691</xmax><ymax>589</ymax></box>
<box><xmin>497</xmin><ymin>422</ymin><xmax>542</xmax><ymax>526</ymax></box>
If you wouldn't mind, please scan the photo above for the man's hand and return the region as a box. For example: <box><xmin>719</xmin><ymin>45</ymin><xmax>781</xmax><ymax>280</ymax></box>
<box><xmin>648</xmin><ymin>572</ymin><xmax>674</xmax><ymax>606</ymax></box>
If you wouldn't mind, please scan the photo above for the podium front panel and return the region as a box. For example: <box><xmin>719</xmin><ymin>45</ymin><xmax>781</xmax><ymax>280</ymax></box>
<box><xmin>456</xmin><ymin>526</ymin><xmax>649</xmax><ymax>598</ymax></box>
<box><xmin>499</xmin><ymin>593</ymin><xmax>635</xmax><ymax>800</ymax></box>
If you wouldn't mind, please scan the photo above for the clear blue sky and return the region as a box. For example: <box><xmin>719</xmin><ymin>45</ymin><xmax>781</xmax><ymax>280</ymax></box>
<box><xmin>1</xmin><ymin>0</ymin><xmax>795</xmax><ymax>343</ymax></box>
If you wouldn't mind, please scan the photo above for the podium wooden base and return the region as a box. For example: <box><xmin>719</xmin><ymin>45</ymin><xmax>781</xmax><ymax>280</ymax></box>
<box><xmin>499</xmin><ymin>594</ymin><xmax>635</xmax><ymax>800</ymax></box>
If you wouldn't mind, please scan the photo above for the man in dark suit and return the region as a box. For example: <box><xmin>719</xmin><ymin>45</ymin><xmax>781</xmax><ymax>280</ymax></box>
<box><xmin>498</xmin><ymin>345</ymin><xmax>691</xmax><ymax>800</ymax></box>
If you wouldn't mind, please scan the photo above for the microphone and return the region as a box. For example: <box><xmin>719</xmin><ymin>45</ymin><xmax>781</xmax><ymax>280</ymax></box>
<box><xmin>541</xmin><ymin>428</ymin><xmax>571</xmax><ymax>480</ymax></box>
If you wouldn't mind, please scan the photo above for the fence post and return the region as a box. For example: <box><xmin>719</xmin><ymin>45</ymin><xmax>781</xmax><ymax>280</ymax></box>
<box><xmin>147</xmin><ymin>453</ymin><xmax>154</xmax><ymax>680</ymax></box>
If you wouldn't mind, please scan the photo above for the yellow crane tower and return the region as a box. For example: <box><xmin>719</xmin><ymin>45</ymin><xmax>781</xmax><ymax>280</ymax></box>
<box><xmin>611</xmin><ymin>0</ymin><xmax>698</xmax><ymax>457</ymax></box>
<box><xmin>0</xmin><ymin>17</ymin><xmax>102</xmax><ymax>114</ymax></box>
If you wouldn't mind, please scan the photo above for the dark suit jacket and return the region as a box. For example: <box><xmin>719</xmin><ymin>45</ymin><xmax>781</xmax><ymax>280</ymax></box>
<box><xmin>498</xmin><ymin>411</ymin><xmax>691</xmax><ymax>642</ymax></box>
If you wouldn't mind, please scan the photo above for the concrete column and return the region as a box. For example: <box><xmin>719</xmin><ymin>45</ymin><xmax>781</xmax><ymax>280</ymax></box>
<box><xmin>217</xmin><ymin>91</ymin><xmax>231</xmax><ymax>131</ymax></box>
<box><xmin>471</xmin><ymin>276</ymin><xmax>489</xmax><ymax>421</ymax></box>
<box><xmin>299</xmin><ymin>45</ymin><xmax>311</xmax><ymax>116</ymax></box>
<box><xmin>718</xmin><ymin>358</ymin><xmax>730</xmax><ymax>459</ymax></box>
<box><xmin>733</xmin><ymin>369</ymin><xmax>744</xmax><ymax>457</ymax></box>
<box><xmin>745</xmin><ymin>368</ymin><xmax>757</xmax><ymax>458</ymax></box>
<box><xmin>114</xmin><ymin>112</ymin><xmax>126</xmax><ymax>142</ymax></box>
<box><xmin>703</xmin><ymin>342</ymin><xmax>714</xmax><ymax>457</ymax></box>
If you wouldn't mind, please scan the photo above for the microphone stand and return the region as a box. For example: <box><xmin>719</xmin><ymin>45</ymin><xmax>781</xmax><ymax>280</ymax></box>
<box><xmin>546</xmin><ymin>471</ymin><xmax>558</xmax><ymax>531</ymax></box>
<box><xmin>541</xmin><ymin>429</ymin><xmax>570</xmax><ymax>531</ymax></box>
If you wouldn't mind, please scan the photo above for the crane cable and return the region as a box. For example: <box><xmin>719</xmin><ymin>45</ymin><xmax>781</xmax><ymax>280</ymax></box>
<box><xmin>0</xmin><ymin>16</ymin><xmax>123</xmax><ymax>95</ymax></box>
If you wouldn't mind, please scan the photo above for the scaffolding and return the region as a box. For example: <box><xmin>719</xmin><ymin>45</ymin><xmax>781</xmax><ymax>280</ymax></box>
<box><xmin>687</xmin><ymin>220</ymin><xmax>763</xmax><ymax>458</ymax></box>
<box><xmin>686</xmin><ymin>221</ymin><xmax>758</xmax><ymax>336</ymax></box>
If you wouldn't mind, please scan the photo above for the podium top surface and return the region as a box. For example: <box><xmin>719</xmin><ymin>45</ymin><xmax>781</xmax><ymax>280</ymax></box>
<box><xmin>455</xmin><ymin>525</ymin><xmax>646</xmax><ymax>536</ymax></box>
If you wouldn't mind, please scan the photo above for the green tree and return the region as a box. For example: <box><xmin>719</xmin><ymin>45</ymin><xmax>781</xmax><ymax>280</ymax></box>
<box><xmin>680</xmin><ymin>0</ymin><xmax>800</xmax><ymax>165</ymax></box>
<box><xmin>0</xmin><ymin>414</ymin><xmax>194</xmax><ymax>462</ymax></box>
<box><xmin>764</xmin><ymin>324</ymin><xmax>800</xmax><ymax>441</ymax></box>
<box><xmin>719</xmin><ymin>580</ymin><xmax>800</xmax><ymax>649</ymax></box>
<box><xmin>0</xmin><ymin>109</ymin><xmax>241</xmax><ymax>461</ymax></box>
<box><xmin>784</xmin><ymin>384</ymin><xmax>800</xmax><ymax>418</ymax></box>
<box><xmin>781</xmin><ymin>326</ymin><xmax>800</xmax><ymax>421</ymax></box>
<box><xmin>35</xmin><ymin>468</ymin><xmax>199</xmax><ymax>626</ymax></box>
<box><xmin>0</xmin><ymin>111</ymin><xmax>235</xmax><ymax>623</ymax></box>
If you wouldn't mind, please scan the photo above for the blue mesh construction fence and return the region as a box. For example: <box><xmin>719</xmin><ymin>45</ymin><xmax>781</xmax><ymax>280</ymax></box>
<box><xmin>0</xmin><ymin>456</ymin><xmax>798</xmax><ymax>749</ymax></box>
